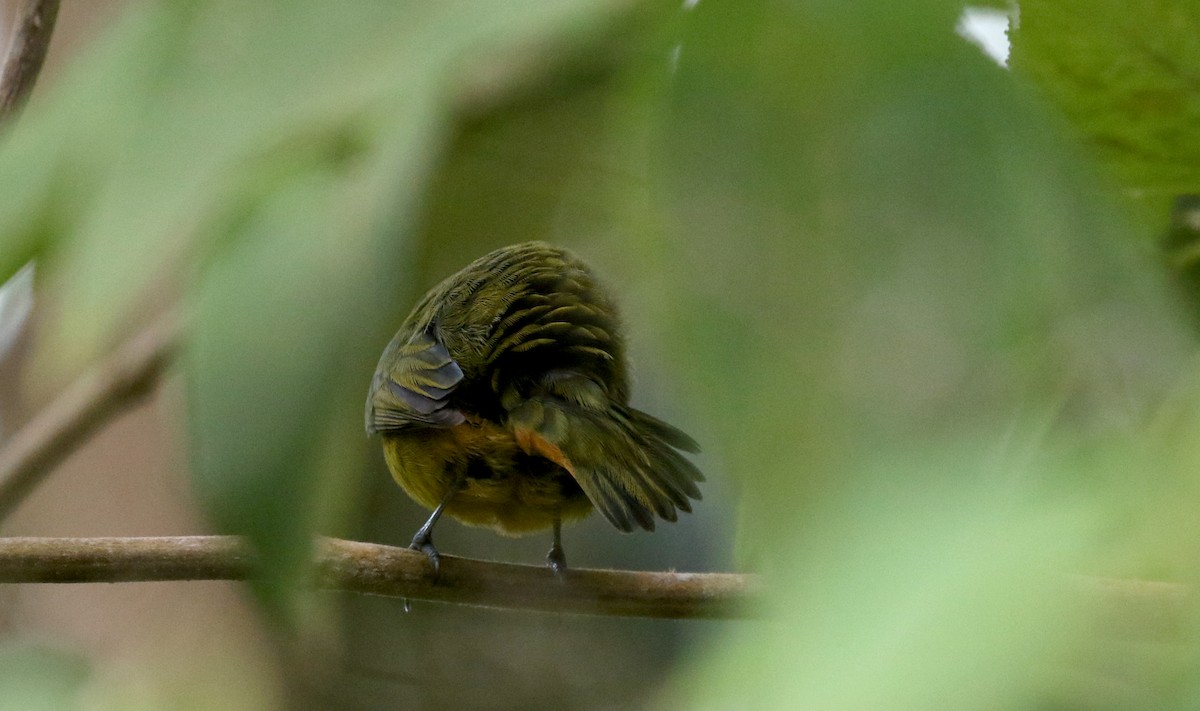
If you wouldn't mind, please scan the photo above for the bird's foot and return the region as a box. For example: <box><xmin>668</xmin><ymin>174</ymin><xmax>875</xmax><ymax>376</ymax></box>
<box><xmin>546</xmin><ymin>542</ymin><xmax>568</xmax><ymax>579</ymax></box>
<box><xmin>409</xmin><ymin>530</ymin><xmax>441</xmax><ymax>577</ymax></box>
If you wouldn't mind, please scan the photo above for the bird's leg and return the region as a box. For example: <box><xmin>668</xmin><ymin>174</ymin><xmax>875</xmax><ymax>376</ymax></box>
<box><xmin>546</xmin><ymin>516</ymin><xmax>567</xmax><ymax>577</ymax></box>
<box><xmin>409</xmin><ymin>478</ymin><xmax>462</xmax><ymax>577</ymax></box>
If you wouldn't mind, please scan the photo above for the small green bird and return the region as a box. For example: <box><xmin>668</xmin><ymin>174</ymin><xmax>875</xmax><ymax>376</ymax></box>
<box><xmin>365</xmin><ymin>242</ymin><xmax>703</xmax><ymax>573</ymax></box>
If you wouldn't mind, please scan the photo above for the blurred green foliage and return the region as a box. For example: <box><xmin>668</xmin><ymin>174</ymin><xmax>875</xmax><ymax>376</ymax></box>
<box><xmin>2</xmin><ymin>0</ymin><xmax>1200</xmax><ymax>709</ymax></box>
<box><xmin>0</xmin><ymin>643</ymin><xmax>88</xmax><ymax>711</ymax></box>
<box><xmin>642</xmin><ymin>1</ymin><xmax>1200</xmax><ymax>707</ymax></box>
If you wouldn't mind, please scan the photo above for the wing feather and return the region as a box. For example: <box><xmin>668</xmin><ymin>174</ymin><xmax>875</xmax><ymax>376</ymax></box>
<box><xmin>366</xmin><ymin>331</ymin><xmax>464</xmax><ymax>432</ymax></box>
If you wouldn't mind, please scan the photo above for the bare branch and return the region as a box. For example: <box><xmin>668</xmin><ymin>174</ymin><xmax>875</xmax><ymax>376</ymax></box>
<box><xmin>0</xmin><ymin>536</ymin><xmax>756</xmax><ymax>619</ymax></box>
<box><xmin>317</xmin><ymin>538</ymin><xmax>753</xmax><ymax>618</ymax></box>
<box><xmin>0</xmin><ymin>313</ymin><xmax>182</xmax><ymax>523</ymax></box>
<box><xmin>0</xmin><ymin>0</ymin><xmax>60</xmax><ymax>121</ymax></box>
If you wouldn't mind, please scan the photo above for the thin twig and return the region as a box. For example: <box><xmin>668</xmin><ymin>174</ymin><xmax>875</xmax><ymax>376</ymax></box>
<box><xmin>0</xmin><ymin>536</ymin><xmax>756</xmax><ymax>619</ymax></box>
<box><xmin>0</xmin><ymin>0</ymin><xmax>60</xmax><ymax>121</ymax></box>
<box><xmin>0</xmin><ymin>313</ymin><xmax>182</xmax><ymax>523</ymax></box>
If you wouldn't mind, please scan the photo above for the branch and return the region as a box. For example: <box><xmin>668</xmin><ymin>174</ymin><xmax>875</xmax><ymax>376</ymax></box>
<box><xmin>0</xmin><ymin>0</ymin><xmax>60</xmax><ymax>121</ymax></box>
<box><xmin>0</xmin><ymin>536</ymin><xmax>756</xmax><ymax>619</ymax></box>
<box><xmin>0</xmin><ymin>314</ymin><xmax>182</xmax><ymax>522</ymax></box>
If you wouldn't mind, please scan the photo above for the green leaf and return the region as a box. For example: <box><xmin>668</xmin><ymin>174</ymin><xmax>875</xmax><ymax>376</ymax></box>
<box><xmin>0</xmin><ymin>2</ymin><xmax>175</xmax><ymax>300</ymax></box>
<box><xmin>1011</xmin><ymin>0</ymin><xmax>1200</xmax><ymax>195</ymax></box>
<box><xmin>187</xmin><ymin>107</ymin><xmax>439</xmax><ymax>603</ymax></box>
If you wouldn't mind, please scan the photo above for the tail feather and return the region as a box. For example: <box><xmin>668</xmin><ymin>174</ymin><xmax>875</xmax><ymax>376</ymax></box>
<box><xmin>629</xmin><ymin>408</ymin><xmax>701</xmax><ymax>454</ymax></box>
<box><xmin>507</xmin><ymin>394</ymin><xmax>703</xmax><ymax>532</ymax></box>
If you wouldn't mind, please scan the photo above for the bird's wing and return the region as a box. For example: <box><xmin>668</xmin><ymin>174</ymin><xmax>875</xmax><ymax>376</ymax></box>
<box><xmin>505</xmin><ymin>372</ymin><xmax>703</xmax><ymax>532</ymax></box>
<box><xmin>366</xmin><ymin>331</ymin><xmax>465</xmax><ymax>432</ymax></box>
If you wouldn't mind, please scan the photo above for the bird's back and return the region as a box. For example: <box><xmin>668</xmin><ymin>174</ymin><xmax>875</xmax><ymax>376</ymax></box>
<box><xmin>369</xmin><ymin>242</ymin><xmax>628</xmax><ymax>426</ymax></box>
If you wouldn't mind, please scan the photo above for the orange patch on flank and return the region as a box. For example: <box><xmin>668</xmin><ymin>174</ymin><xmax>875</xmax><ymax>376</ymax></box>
<box><xmin>514</xmin><ymin>428</ymin><xmax>577</xmax><ymax>477</ymax></box>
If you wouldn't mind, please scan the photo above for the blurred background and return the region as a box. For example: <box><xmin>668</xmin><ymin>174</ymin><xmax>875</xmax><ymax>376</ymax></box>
<box><xmin>1</xmin><ymin>1</ymin><xmax>1200</xmax><ymax>710</ymax></box>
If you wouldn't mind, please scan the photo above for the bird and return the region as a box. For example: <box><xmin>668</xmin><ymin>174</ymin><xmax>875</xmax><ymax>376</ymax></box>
<box><xmin>365</xmin><ymin>241</ymin><xmax>703</xmax><ymax>574</ymax></box>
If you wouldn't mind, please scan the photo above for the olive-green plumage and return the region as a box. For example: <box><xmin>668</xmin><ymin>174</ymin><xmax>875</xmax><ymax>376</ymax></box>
<box><xmin>366</xmin><ymin>242</ymin><xmax>702</xmax><ymax>569</ymax></box>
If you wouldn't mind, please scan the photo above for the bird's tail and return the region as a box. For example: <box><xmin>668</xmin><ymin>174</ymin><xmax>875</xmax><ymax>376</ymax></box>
<box><xmin>508</xmin><ymin>397</ymin><xmax>703</xmax><ymax>532</ymax></box>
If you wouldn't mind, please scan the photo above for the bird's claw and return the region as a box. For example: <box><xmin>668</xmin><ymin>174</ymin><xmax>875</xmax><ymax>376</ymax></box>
<box><xmin>410</xmin><ymin>533</ymin><xmax>441</xmax><ymax>577</ymax></box>
<box><xmin>546</xmin><ymin>543</ymin><xmax>567</xmax><ymax>579</ymax></box>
